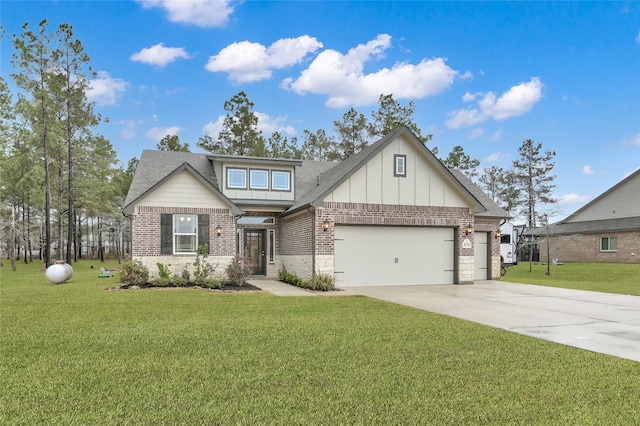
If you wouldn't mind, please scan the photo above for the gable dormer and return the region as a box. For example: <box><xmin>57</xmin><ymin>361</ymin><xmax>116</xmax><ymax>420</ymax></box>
<box><xmin>208</xmin><ymin>155</ymin><xmax>303</xmax><ymax>207</ymax></box>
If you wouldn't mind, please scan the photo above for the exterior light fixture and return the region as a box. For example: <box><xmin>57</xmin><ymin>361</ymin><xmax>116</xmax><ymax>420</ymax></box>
<box><xmin>322</xmin><ymin>219</ymin><xmax>330</xmax><ymax>232</ymax></box>
<box><xmin>215</xmin><ymin>225</ymin><xmax>222</xmax><ymax>236</ymax></box>
<box><xmin>464</xmin><ymin>225</ymin><xmax>474</xmax><ymax>236</ymax></box>
<box><xmin>494</xmin><ymin>230</ymin><xmax>501</xmax><ymax>239</ymax></box>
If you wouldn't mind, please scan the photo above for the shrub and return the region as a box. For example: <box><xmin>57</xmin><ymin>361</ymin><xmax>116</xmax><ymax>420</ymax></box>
<box><xmin>181</xmin><ymin>267</ymin><xmax>191</xmax><ymax>283</ymax></box>
<box><xmin>119</xmin><ymin>261</ymin><xmax>149</xmax><ymax>286</ymax></box>
<box><xmin>153</xmin><ymin>276</ymin><xmax>171</xmax><ymax>287</ymax></box>
<box><xmin>171</xmin><ymin>275</ymin><xmax>186</xmax><ymax>287</ymax></box>
<box><xmin>226</xmin><ymin>250</ymin><xmax>252</xmax><ymax>286</ymax></box>
<box><xmin>308</xmin><ymin>273</ymin><xmax>335</xmax><ymax>291</ymax></box>
<box><xmin>193</xmin><ymin>244</ymin><xmax>217</xmax><ymax>284</ymax></box>
<box><xmin>278</xmin><ymin>265</ymin><xmax>309</xmax><ymax>289</ymax></box>
<box><xmin>156</xmin><ymin>263</ymin><xmax>171</xmax><ymax>279</ymax></box>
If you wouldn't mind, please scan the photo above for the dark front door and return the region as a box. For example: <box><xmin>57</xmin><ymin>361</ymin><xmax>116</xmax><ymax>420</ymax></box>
<box><xmin>245</xmin><ymin>230</ymin><xmax>266</xmax><ymax>275</ymax></box>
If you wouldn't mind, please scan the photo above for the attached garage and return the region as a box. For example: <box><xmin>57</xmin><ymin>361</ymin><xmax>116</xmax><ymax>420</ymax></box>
<box><xmin>333</xmin><ymin>225</ymin><xmax>455</xmax><ymax>286</ymax></box>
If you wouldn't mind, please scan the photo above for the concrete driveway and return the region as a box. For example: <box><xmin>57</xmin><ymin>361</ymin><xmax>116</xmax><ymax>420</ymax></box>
<box><xmin>340</xmin><ymin>281</ymin><xmax>640</xmax><ymax>362</ymax></box>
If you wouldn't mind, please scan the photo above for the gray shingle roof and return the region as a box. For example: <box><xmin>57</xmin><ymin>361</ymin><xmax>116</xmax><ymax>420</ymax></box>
<box><xmin>449</xmin><ymin>169</ymin><xmax>510</xmax><ymax>219</ymax></box>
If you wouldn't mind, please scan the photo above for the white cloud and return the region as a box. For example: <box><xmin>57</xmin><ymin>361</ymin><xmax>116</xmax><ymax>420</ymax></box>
<box><xmin>636</xmin><ymin>30</ymin><xmax>640</xmax><ymax>43</ymax></box>
<box><xmin>581</xmin><ymin>165</ymin><xmax>595</xmax><ymax>175</ymax></box>
<box><xmin>485</xmin><ymin>151</ymin><xmax>508</xmax><ymax>163</ymax></box>
<box><xmin>138</xmin><ymin>0</ymin><xmax>236</xmax><ymax>28</ymax></box>
<box><xmin>86</xmin><ymin>71</ymin><xmax>127</xmax><ymax>106</ymax></box>
<box><xmin>622</xmin><ymin>133</ymin><xmax>640</xmax><ymax>146</ymax></box>
<box><xmin>446</xmin><ymin>77</ymin><xmax>544</xmax><ymax>129</ymax></box>
<box><xmin>490</xmin><ymin>130</ymin><xmax>503</xmax><ymax>141</ymax></box>
<box><xmin>283</xmin><ymin>34</ymin><xmax>462</xmax><ymax>108</ymax></box>
<box><xmin>205</xmin><ymin>36</ymin><xmax>323</xmax><ymax>83</ymax></box>
<box><xmin>118</xmin><ymin>119</ymin><xmax>143</xmax><ymax>139</ymax></box>
<box><xmin>468</xmin><ymin>128</ymin><xmax>483</xmax><ymax>139</ymax></box>
<box><xmin>555</xmin><ymin>193</ymin><xmax>590</xmax><ymax>204</ymax></box>
<box><xmin>146</xmin><ymin>126</ymin><xmax>181</xmax><ymax>141</ymax></box>
<box><xmin>130</xmin><ymin>43</ymin><xmax>190</xmax><ymax>67</ymax></box>
<box><xmin>203</xmin><ymin>112</ymin><xmax>295</xmax><ymax>137</ymax></box>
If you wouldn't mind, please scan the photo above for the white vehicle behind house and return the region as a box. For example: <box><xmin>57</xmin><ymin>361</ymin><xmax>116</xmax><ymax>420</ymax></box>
<box><xmin>500</xmin><ymin>222</ymin><xmax>518</xmax><ymax>267</ymax></box>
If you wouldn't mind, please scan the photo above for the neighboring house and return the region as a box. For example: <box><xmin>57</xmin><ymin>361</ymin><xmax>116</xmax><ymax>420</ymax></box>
<box><xmin>531</xmin><ymin>168</ymin><xmax>640</xmax><ymax>264</ymax></box>
<box><xmin>123</xmin><ymin>127</ymin><xmax>510</xmax><ymax>286</ymax></box>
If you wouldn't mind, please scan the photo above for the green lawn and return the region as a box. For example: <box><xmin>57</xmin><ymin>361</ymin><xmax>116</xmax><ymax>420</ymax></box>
<box><xmin>1</xmin><ymin>261</ymin><xmax>639</xmax><ymax>425</ymax></box>
<box><xmin>502</xmin><ymin>262</ymin><xmax>640</xmax><ymax>295</ymax></box>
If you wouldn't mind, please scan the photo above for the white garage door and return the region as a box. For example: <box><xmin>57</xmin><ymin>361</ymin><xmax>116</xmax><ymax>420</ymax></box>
<box><xmin>334</xmin><ymin>226</ymin><xmax>454</xmax><ymax>287</ymax></box>
<box><xmin>474</xmin><ymin>232</ymin><xmax>488</xmax><ymax>281</ymax></box>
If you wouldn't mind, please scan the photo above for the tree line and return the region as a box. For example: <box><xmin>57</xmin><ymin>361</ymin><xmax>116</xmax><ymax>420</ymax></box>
<box><xmin>1</xmin><ymin>20</ymin><xmax>556</xmax><ymax>271</ymax></box>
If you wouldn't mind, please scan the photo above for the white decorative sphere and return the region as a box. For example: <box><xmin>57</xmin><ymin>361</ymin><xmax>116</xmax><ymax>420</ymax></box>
<box><xmin>46</xmin><ymin>263</ymin><xmax>73</xmax><ymax>283</ymax></box>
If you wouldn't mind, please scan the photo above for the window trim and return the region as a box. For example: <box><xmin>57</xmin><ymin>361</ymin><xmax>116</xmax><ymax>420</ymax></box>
<box><xmin>600</xmin><ymin>236</ymin><xmax>618</xmax><ymax>252</ymax></box>
<box><xmin>249</xmin><ymin>168</ymin><xmax>269</xmax><ymax>190</ymax></box>
<box><xmin>268</xmin><ymin>229</ymin><xmax>276</xmax><ymax>264</ymax></box>
<box><xmin>394</xmin><ymin>154</ymin><xmax>407</xmax><ymax>177</ymax></box>
<box><xmin>226</xmin><ymin>167</ymin><xmax>247</xmax><ymax>189</ymax></box>
<box><xmin>173</xmin><ymin>214</ymin><xmax>198</xmax><ymax>254</ymax></box>
<box><xmin>271</xmin><ymin>170</ymin><xmax>292</xmax><ymax>192</ymax></box>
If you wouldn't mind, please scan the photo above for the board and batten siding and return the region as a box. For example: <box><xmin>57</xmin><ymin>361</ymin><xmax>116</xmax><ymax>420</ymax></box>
<box><xmin>137</xmin><ymin>169</ymin><xmax>229</xmax><ymax>209</ymax></box>
<box><xmin>324</xmin><ymin>134</ymin><xmax>473</xmax><ymax>209</ymax></box>
<box><xmin>567</xmin><ymin>172</ymin><xmax>640</xmax><ymax>222</ymax></box>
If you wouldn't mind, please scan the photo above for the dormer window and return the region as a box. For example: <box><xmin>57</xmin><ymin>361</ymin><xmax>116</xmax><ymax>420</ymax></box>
<box><xmin>227</xmin><ymin>168</ymin><xmax>247</xmax><ymax>189</ymax></box>
<box><xmin>250</xmin><ymin>169</ymin><xmax>269</xmax><ymax>190</ymax></box>
<box><xmin>394</xmin><ymin>154</ymin><xmax>406</xmax><ymax>177</ymax></box>
<box><xmin>272</xmin><ymin>170</ymin><xmax>291</xmax><ymax>191</ymax></box>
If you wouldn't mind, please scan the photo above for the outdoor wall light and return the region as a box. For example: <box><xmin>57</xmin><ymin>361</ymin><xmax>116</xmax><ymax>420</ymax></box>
<box><xmin>464</xmin><ymin>225</ymin><xmax>474</xmax><ymax>236</ymax></box>
<box><xmin>322</xmin><ymin>219</ymin><xmax>330</xmax><ymax>232</ymax></box>
<box><xmin>494</xmin><ymin>230</ymin><xmax>501</xmax><ymax>239</ymax></box>
<box><xmin>215</xmin><ymin>225</ymin><xmax>222</xmax><ymax>236</ymax></box>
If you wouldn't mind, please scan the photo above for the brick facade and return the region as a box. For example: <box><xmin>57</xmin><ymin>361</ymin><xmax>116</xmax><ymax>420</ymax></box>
<box><xmin>540</xmin><ymin>231</ymin><xmax>640</xmax><ymax>264</ymax></box>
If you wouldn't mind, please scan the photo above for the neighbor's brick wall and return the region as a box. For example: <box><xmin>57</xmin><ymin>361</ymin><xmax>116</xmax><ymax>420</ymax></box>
<box><xmin>540</xmin><ymin>231</ymin><xmax>640</xmax><ymax>264</ymax></box>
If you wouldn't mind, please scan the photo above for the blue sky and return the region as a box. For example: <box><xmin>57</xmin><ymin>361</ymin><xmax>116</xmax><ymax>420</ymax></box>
<box><xmin>1</xmin><ymin>1</ymin><xmax>639</xmax><ymax>222</ymax></box>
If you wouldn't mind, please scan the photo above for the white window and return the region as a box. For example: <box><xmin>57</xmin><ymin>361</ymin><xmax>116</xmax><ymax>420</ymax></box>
<box><xmin>394</xmin><ymin>154</ymin><xmax>406</xmax><ymax>177</ymax></box>
<box><xmin>271</xmin><ymin>170</ymin><xmax>291</xmax><ymax>191</ymax></box>
<box><xmin>227</xmin><ymin>168</ymin><xmax>247</xmax><ymax>189</ymax></box>
<box><xmin>600</xmin><ymin>236</ymin><xmax>618</xmax><ymax>252</ymax></box>
<box><xmin>268</xmin><ymin>229</ymin><xmax>275</xmax><ymax>264</ymax></box>
<box><xmin>250</xmin><ymin>169</ymin><xmax>269</xmax><ymax>190</ymax></box>
<box><xmin>174</xmin><ymin>215</ymin><xmax>197</xmax><ymax>253</ymax></box>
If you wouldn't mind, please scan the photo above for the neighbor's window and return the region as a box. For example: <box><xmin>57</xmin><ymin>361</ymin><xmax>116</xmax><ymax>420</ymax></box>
<box><xmin>600</xmin><ymin>236</ymin><xmax>618</xmax><ymax>252</ymax></box>
<box><xmin>227</xmin><ymin>168</ymin><xmax>247</xmax><ymax>189</ymax></box>
<box><xmin>272</xmin><ymin>170</ymin><xmax>291</xmax><ymax>191</ymax></box>
<box><xmin>174</xmin><ymin>214</ymin><xmax>197</xmax><ymax>253</ymax></box>
<box><xmin>394</xmin><ymin>154</ymin><xmax>406</xmax><ymax>177</ymax></box>
<box><xmin>250</xmin><ymin>169</ymin><xmax>269</xmax><ymax>190</ymax></box>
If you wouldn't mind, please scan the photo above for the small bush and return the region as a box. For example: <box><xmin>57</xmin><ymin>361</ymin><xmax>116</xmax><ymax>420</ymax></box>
<box><xmin>278</xmin><ymin>264</ymin><xmax>309</xmax><ymax>289</ymax></box>
<box><xmin>153</xmin><ymin>276</ymin><xmax>171</xmax><ymax>287</ymax></box>
<box><xmin>171</xmin><ymin>275</ymin><xmax>186</xmax><ymax>287</ymax></box>
<box><xmin>308</xmin><ymin>273</ymin><xmax>335</xmax><ymax>291</ymax></box>
<box><xmin>119</xmin><ymin>261</ymin><xmax>149</xmax><ymax>286</ymax></box>
<box><xmin>156</xmin><ymin>263</ymin><xmax>171</xmax><ymax>279</ymax></box>
<box><xmin>193</xmin><ymin>244</ymin><xmax>217</xmax><ymax>284</ymax></box>
<box><xmin>226</xmin><ymin>251</ymin><xmax>252</xmax><ymax>286</ymax></box>
<box><xmin>181</xmin><ymin>267</ymin><xmax>191</xmax><ymax>283</ymax></box>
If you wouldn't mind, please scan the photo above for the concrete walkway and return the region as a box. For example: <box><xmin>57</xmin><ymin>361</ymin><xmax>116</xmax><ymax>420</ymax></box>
<box><xmin>251</xmin><ymin>278</ymin><xmax>640</xmax><ymax>362</ymax></box>
<box><xmin>341</xmin><ymin>281</ymin><xmax>640</xmax><ymax>362</ymax></box>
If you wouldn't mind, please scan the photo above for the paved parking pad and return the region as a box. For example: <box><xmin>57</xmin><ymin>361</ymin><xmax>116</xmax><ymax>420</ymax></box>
<box><xmin>340</xmin><ymin>281</ymin><xmax>640</xmax><ymax>362</ymax></box>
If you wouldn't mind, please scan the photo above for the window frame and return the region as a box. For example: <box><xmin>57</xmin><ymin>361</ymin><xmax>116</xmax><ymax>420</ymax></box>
<box><xmin>226</xmin><ymin>167</ymin><xmax>248</xmax><ymax>189</ymax></box>
<box><xmin>271</xmin><ymin>170</ymin><xmax>292</xmax><ymax>192</ymax></box>
<box><xmin>173</xmin><ymin>214</ymin><xmax>198</xmax><ymax>254</ymax></box>
<box><xmin>249</xmin><ymin>168</ymin><xmax>269</xmax><ymax>190</ymax></box>
<box><xmin>600</xmin><ymin>236</ymin><xmax>618</xmax><ymax>252</ymax></box>
<box><xmin>268</xmin><ymin>229</ymin><xmax>276</xmax><ymax>264</ymax></box>
<box><xmin>394</xmin><ymin>154</ymin><xmax>407</xmax><ymax>177</ymax></box>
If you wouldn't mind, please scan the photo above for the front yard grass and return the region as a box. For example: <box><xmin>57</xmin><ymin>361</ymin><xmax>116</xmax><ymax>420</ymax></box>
<box><xmin>502</xmin><ymin>262</ymin><xmax>640</xmax><ymax>295</ymax></box>
<box><xmin>1</xmin><ymin>260</ymin><xmax>639</xmax><ymax>424</ymax></box>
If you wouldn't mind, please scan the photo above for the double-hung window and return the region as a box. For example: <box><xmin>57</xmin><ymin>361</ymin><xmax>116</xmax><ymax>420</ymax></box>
<box><xmin>600</xmin><ymin>236</ymin><xmax>618</xmax><ymax>252</ymax></box>
<box><xmin>174</xmin><ymin>214</ymin><xmax>197</xmax><ymax>253</ymax></box>
<box><xmin>271</xmin><ymin>170</ymin><xmax>291</xmax><ymax>191</ymax></box>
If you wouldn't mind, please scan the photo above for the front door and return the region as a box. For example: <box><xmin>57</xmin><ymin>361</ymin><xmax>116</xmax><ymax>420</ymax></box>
<box><xmin>245</xmin><ymin>230</ymin><xmax>266</xmax><ymax>275</ymax></box>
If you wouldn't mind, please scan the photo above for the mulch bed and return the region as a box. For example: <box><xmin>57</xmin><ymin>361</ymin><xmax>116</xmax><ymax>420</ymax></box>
<box><xmin>111</xmin><ymin>282</ymin><xmax>262</xmax><ymax>292</ymax></box>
